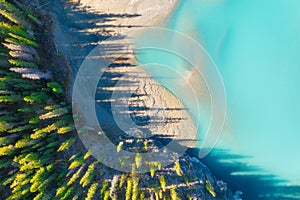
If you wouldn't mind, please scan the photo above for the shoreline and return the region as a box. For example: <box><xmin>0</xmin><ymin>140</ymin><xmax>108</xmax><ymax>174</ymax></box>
<box><xmin>50</xmin><ymin>0</ymin><xmax>199</xmax><ymax>147</ymax></box>
<box><xmin>70</xmin><ymin>0</ymin><xmax>179</xmax><ymax>32</ymax></box>
<box><xmin>43</xmin><ymin>0</ymin><xmax>240</xmax><ymax>198</ymax></box>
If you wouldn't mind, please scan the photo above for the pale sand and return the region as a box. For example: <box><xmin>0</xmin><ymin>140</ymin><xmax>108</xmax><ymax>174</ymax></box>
<box><xmin>54</xmin><ymin>0</ymin><xmax>198</xmax><ymax>148</ymax></box>
<box><xmin>70</xmin><ymin>0</ymin><xmax>178</xmax><ymax>33</ymax></box>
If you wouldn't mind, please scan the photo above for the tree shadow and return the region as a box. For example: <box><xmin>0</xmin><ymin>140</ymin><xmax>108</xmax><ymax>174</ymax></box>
<box><xmin>187</xmin><ymin>148</ymin><xmax>300</xmax><ymax>200</ymax></box>
<box><xmin>41</xmin><ymin>2</ymin><xmax>300</xmax><ymax>199</ymax></box>
<box><xmin>41</xmin><ymin>0</ymin><xmax>141</xmax><ymax>79</ymax></box>
<box><xmin>94</xmin><ymin>57</ymin><xmax>194</xmax><ymax>146</ymax></box>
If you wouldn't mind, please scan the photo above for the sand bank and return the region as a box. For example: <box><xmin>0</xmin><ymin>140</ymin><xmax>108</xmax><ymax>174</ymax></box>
<box><xmin>51</xmin><ymin>0</ymin><xmax>197</xmax><ymax>148</ymax></box>
<box><xmin>70</xmin><ymin>0</ymin><xmax>178</xmax><ymax>32</ymax></box>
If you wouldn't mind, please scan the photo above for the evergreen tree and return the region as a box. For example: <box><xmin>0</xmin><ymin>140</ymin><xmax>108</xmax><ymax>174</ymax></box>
<box><xmin>0</xmin><ymin>9</ymin><xmax>29</xmax><ymax>27</ymax></box>
<box><xmin>9</xmin><ymin>50</ymin><xmax>34</xmax><ymax>61</ymax></box>
<box><xmin>39</xmin><ymin>107</ymin><xmax>69</xmax><ymax>120</ymax></box>
<box><xmin>8</xmin><ymin>33</ymin><xmax>38</xmax><ymax>48</ymax></box>
<box><xmin>47</xmin><ymin>82</ymin><xmax>63</xmax><ymax>94</ymax></box>
<box><xmin>68</xmin><ymin>155</ymin><xmax>85</xmax><ymax>170</ymax></box>
<box><xmin>24</xmin><ymin>92</ymin><xmax>48</xmax><ymax>103</ymax></box>
<box><xmin>0</xmin><ymin>94</ymin><xmax>22</xmax><ymax>103</ymax></box>
<box><xmin>9</xmin><ymin>59</ymin><xmax>39</xmax><ymax>68</ymax></box>
<box><xmin>125</xmin><ymin>178</ymin><xmax>133</xmax><ymax>200</ymax></box>
<box><xmin>57</xmin><ymin>137</ymin><xmax>75</xmax><ymax>152</ymax></box>
<box><xmin>80</xmin><ymin>162</ymin><xmax>96</xmax><ymax>187</ymax></box>
<box><xmin>170</xmin><ymin>188</ymin><xmax>180</xmax><ymax>200</ymax></box>
<box><xmin>61</xmin><ymin>186</ymin><xmax>75</xmax><ymax>200</ymax></box>
<box><xmin>0</xmin><ymin>144</ymin><xmax>15</xmax><ymax>156</ymax></box>
<box><xmin>3</xmin><ymin>43</ymin><xmax>37</xmax><ymax>55</ymax></box>
<box><xmin>132</xmin><ymin>176</ymin><xmax>140</xmax><ymax>200</ymax></box>
<box><xmin>0</xmin><ymin>22</ymin><xmax>35</xmax><ymax>40</ymax></box>
<box><xmin>15</xmin><ymin>136</ymin><xmax>37</xmax><ymax>148</ymax></box>
<box><xmin>85</xmin><ymin>182</ymin><xmax>98</xmax><ymax>200</ymax></box>
<box><xmin>100</xmin><ymin>181</ymin><xmax>110</xmax><ymax>199</ymax></box>
<box><xmin>159</xmin><ymin>176</ymin><xmax>167</xmax><ymax>192</ymax></box>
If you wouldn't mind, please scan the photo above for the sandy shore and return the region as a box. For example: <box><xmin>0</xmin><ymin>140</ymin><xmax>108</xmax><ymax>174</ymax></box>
<box><xmin>69</xmin><ymin>0</ymin><xmax>178</xmax><ymax>32</ymax></box>
<box><xmin>51</xmin><ymin>0</ymin><xmax>197</xmax><ymax>148</ymax></box>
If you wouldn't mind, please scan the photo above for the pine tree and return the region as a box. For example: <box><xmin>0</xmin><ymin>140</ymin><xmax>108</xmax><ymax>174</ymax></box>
<box><xmin>33</xmin><ymin>192</ymin><xmax>43</xmax><ymax>200</ymax></box>
<box><xmin>125</xmin><ymin>178</ymin><xmax>133</xmax><ymax>200</ymax></box>
<box><xmin>9</xmin><ymin>59</ymin><xmax>39</xmax><ymax>68</ymax></box>
<box><xmin>24</xmin><ymin>92</ymin><xmax>48</xmax><ymax>103</ymax></box>
<box><xmin>47</xmin><ymin>82</ymin><xmax>63</xmax><ymax>94</ymax></box>
<box><xmin>0</xmin><ymin>9</ymin><xmax>29</xmax><ymax>27</ymax></box>
<box><xmin>80</xmin><ymin>162</ymin><xmax>96</xmax><ymax>187</ymax></box>
<box><xmin>30</xmin><ymin>164</ymin><xmax>57</xmax><ymax>192</ymax></box>
<box><xmin>10</xmin><ymin>173</ymin><xmax>28</xmax><ymax>189</ymax></box>
<box><xmin>100</xmin><ymin>181</ymin><xmax>110</xmax><ymax>199</ymax></box>
<box><xmin>3</xmin><ymin>43</ymin><xmax>37</xmax><ymax>55</ymax></box>
<box><xmin>0</xmin><ymin>22</ymin><xmax>35</xmax><ymax>40</ymax></box>
<box><xmin>30</xmin><ymin>123</ymin><xmax>58</xmax><ymax>139</ymax></box>
<box><xmin>9</xmin><ymin>51</ymin><xmax>34</xmax><ymax>61</ymax></box>
<box><xmin>0</xmin><ymin>121</ymin><xmax>14</xmax><ymax>132</ymax></box>
<box><xmin>83</xmin><ymin>151</ymin><xmax>92</xmax><ymax>160</ymax></box>
<box><xmin>8</xmin><ymin>125</ymin><xmax>33</xmax><ymax>133</ymax></box>
<box><xmin>57</xmin><ymin>125</ymin><xmax>75</xmax><ymax>134</ymax></box>
<box><xmin>56</xmin><ymin>185</ymin><xmax>67</xmax><ymax>198</ymax></box>
<box><xmin>205</xmin><ymin>180</ymin><xmax>216</xmax><ymax>197</ymax></box>
<box><xmin>0</xmin><ymin>1</ymin><xmax>24</xmax><ymax>15</ymax></box>
<box><xmin>68</xmin><ymin>155</ymin><xmax>85</xmax><ymax>169</ymax></box>
<box><xmin>39</xmin><ymin>107</ymin><xmax>68</xmax><ymax>120</ymax></box>
<box><xmin>170</xmin><ymin>188</ymin><xmax>180</xmax><ymax>200</ymax></box>
<box><xmin>132</xmin><ymin>176</ymin><xmax>140</xmax><ymax>200</ymax></box>
<box><xmin>37</xmin><ymin>173</ymin><xmax>56</xmax><ymax>192</ymax></box>
<box><xmin>30</xmin><ymin>167</ymin><xmax>48</xmax><ymax>192</ymax></box>
<box><xmin>27</xmin><ymin>13</ymin><xmax>42</xmax><ymax>26</ymax></box>
<box><xmin>61</xmin><ymin>186</ymin><xmax>75</xmax><ymax>200</ymax></box>
<box><xmin>175</xmin><ymin>160</ymin><xmax>182</xmax><ymax>176</ymax></box>
<box><xmin>15</xmin><ymin>136</ymin><xmax>37</xmax><ymax>148</ymax></box>
<box><xmin>18</xmin><ymin>152</ymin><xmax>43</xmax><ymax>171</ymax></box>
<box><xmin>140</xmin><ymin>192</ymin><xmax>145</xmax><ymax>200</ymax></box>
<box><xmin>0</xmin><ymin>144</ymin><xmax>15</xmax><ymax>156</ymax></box>
<box><xmin>159</xmin><ymin>176</ymin><xmax>167</xmax><ymax>192</ymax></box>
<box><xmin>8</xmin><ymin>33</ymin><xmax>38</xmax><ymax>48</ymax></box>
<box><xmin>0</xmin><ymin>94</ymin><xmax>22</xmax><ymax>103</ymax></box>
<box><xmin>2</xmin><ymin>173</ymin><xmax>17</xmax><ymax>186</ymax></box>
<box><xmin>85</xmin><ymin>182</ymin><xmax>98</xmax><ymax>200</ymax></box>
<box><xmin>57</xmin><ymin>137</ymin><xmax>76</xmax><ymax>152</ymax></box>
<box><xmin>67</xmin><ymin>165</ymin><xmax>84</xmax><ymax>186</ymax></box>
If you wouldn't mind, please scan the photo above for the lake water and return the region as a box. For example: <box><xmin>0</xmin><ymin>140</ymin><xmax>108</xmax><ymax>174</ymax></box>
<box><xmin>135</xmin><ymin>0</ymin><xmax>300</xmax><ymax>199</ymax></box>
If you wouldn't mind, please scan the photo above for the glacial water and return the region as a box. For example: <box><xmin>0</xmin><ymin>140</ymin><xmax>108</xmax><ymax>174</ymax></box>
<box><xmin>135</xmin><ymin>0</ymin><xmax>300</xmax><ymax>199</ymax></box>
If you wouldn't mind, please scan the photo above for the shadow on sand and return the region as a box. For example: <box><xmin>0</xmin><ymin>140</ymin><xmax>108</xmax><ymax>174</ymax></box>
<box><xmin>41</xmin><ymin>1</ymin><xmax>300</xmax><ymax>199</ymax></box>
<box><xmin>42</xmin><ymin>0</ymin><xmax>141</xmax><ymax>76</ymax></box>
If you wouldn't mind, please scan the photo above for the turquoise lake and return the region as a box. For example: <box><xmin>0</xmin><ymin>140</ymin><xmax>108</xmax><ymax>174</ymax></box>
<box><xmin>135</xmin><ymin>0</ymin><xmax>300</xmax><ymax>199</ymax></box>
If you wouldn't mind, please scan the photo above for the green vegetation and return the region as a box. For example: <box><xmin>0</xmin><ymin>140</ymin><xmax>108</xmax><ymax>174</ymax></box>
<box><xmin>170</xmin><ymin>188</ymin><xmax>181</xmax><ymax>200</ymax></box>
<box><xmin>205</xmin><ymin>180</ymin><xmax>217</xmax><ymax>197</ymax></box>
<box><xmin>125</xmin><ymin>178</ymin><xmax>133</xmax><ymax>200</ymax></box>
<box><xmin>159</xmin><ymin>176</ymin><xmax>167</xmax><ymax>192</ymax></box>
<box><xmin>80</xmin><ymin>162</ymin><xmax>96</xmax><ymax>187</ymax></box>
<box><xmin>0</xmin><ymin>1</ymin><xmax>216</xmax><ymax>199</ymax></box>
<box><xmin>0</xmin><ymin>1</ymin><xmax>84</xmax><ymax>199</ymax></box>
<box><xmin>175</xmin><ymin>160</ymin><xmax>182</xmax><ymax>176</ymax></box>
